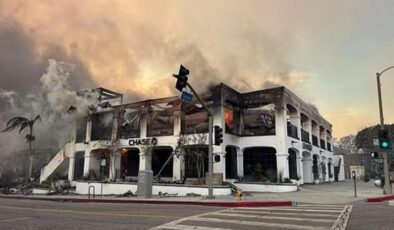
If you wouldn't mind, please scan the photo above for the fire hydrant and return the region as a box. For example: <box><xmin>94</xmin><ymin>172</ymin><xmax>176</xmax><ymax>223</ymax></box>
<box><xmin>236</xmin><ymin>189</ymin><xmax>243</xmax><ymax>201</ymax></box>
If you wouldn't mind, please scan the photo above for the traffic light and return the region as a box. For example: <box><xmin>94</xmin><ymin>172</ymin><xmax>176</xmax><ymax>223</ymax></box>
<box><xmin>378</xmin><ymin>128</ymin><xmax>391</xmax><ymax>149</ymax></box>
<box><xmin>214</xmin><ymin>125</ymin><xmax>223</xmax><ymax>146</ymax></box>
<box><xmin>174</xmin><ymin>65</ymin><xmax>189</xmax><ymax>92</ymax></box>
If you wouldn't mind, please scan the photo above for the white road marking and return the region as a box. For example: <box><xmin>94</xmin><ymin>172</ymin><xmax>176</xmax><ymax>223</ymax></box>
<box><xmin>236</xmin><ymin>207</ymin><xmax>343</xmax><ymax>213</ymax></box>
<box><xmin>189</xmin><ymin>216</ymin><xmax>330</xmax><ymax>230</ymax></box>
<box><xmin>209</xmin><ymin>212</ymin><xmax>335</xmax><ymax>223</ymax></box>
<box><xmin>224</xmin><ymin>209</ymin><xmax>339</xmax><ymax>218</ymax></box>
<box><xmin>155</xmin><ymin>223</ymin><xmax>234</xmax><ymax>230</ymax></box>
<box><xmin>151</xmin><ymin>205</ymin><xmax>348</xmax><ymax>230</ymax></box>
<box><xmin>0</xmin><ymin>217</ymin><xmax>33</xmax><ymax>222</ymax></box>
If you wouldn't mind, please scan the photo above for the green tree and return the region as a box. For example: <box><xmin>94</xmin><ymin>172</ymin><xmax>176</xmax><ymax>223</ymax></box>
<box><xmin>355</xmin><ymin>124</ymin><xmax>394</xmax><ymax>151</ymax></box>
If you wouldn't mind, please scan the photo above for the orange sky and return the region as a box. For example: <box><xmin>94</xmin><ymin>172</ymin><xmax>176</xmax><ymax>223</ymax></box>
<box><xmin>1</xmin><ymin>0</ymin><xmax>394</xmax><ymax>138</ymax></box>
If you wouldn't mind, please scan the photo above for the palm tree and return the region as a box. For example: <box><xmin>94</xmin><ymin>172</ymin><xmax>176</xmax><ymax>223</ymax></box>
<box><xmin>2</xmin><ymin>115</ymin><xmax>41</xmax><ymax>192</ymax></box>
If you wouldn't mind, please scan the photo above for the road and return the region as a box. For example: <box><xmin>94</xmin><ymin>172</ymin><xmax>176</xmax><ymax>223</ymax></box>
<box><xmin>0</xmin><ymin>198</ymin><xmax>222</xmax><ymax>230</ymax></box>
<box><xmin>1</xmin><ymin>197</ymin><xmax>393</xmax><ymax>230</ymax></box>
<box><xmin>347</xmin><ymin>201</ymin><xmax>394</xmax><ymax>230</ymax></box>
<box><xmin>152</xmin><ymin>204</ymin><xmax>347</xmax><ymax>230</ymax></box>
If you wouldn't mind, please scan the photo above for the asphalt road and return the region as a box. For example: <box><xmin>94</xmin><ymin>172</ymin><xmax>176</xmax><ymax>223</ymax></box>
<box><xmin>0</xmin><ymin>198</ymin><xmax>223</xmax><ymax>230</ymax></box>
<box><xmin>347</xmin><ymin>201</ymin><xmax>394</xmax><ymax>230</ymax></box>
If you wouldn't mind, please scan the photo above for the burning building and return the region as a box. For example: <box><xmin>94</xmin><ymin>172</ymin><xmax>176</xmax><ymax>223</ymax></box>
<box><xmin>40</xmin><ymin>84</ymin><xmax>342</xmax><ymax>195</ymax></box>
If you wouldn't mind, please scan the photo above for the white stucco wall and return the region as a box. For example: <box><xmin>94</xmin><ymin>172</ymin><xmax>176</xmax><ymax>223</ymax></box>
<box><xmin>75</xmin><ymin>182</ymin><xmax>231</xmax><ymax>196</ymax></box>
<box><xmin>234</xmin><ymin>182</ymin><xmax>298</xmax><ymax>193</ymax></box>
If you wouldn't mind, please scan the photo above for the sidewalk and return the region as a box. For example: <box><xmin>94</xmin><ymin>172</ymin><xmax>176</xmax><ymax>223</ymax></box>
<box><xmin>0</xmin><ymin>180</ymin><xmax>385</xmax><ymax>206</ymax></box>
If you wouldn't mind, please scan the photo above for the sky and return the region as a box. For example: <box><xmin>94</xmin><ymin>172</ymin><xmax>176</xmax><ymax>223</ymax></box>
<box><xmin>1</xmin><ymin>0</ymin><xmax>394</xmax><ymax>138</ymax></box>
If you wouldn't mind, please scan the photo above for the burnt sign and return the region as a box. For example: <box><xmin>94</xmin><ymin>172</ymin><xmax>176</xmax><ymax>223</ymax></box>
<box><xmin>129</xmin><ymin>137</ymin><xmax>158</xmax><ymax>146</ymax></box>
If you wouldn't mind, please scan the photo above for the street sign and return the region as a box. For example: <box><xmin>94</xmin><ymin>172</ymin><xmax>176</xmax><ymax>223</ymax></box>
<box><xmin>373</xmin><ymin>139</ymin><xmax>379</xmax><ymax>146</ymax></box>
<box><xmin>181</xmin><ymin>91</ymin><xmax>193</xmax><ymax>102</ymax></box>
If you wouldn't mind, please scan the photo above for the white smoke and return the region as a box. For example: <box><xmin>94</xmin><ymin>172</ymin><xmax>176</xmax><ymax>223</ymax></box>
<box><xmin>0</xmin><ymin>59</ymin><xmax>100</xmax><ymax>159</ymax></box>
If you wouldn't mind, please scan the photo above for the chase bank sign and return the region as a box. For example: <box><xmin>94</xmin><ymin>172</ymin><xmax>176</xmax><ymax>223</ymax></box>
<box><xmin>128</xmin><ymin>137</ymin><xmax>158</xmax><ymax>146</ymax></box>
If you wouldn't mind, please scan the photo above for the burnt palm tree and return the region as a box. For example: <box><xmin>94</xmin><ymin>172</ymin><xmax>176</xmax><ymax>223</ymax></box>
<box><xmin>2</xmin><ymin>115</ymin><xmax>41</xmax><ymax>192</ymax></box>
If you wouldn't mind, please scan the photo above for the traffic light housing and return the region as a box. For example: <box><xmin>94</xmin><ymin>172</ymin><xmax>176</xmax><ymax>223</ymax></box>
<box><xmin>214</xmin><ymin>125</ymin><xmax>223</xmax><ymax>146</ymax></box>
<box><xmin>174</xmin><ymin>65</ymin><xmax>189</xmax><ymax>92</ymax></box>
<box><xmin>378</xmin><ymin>128</ymin><xmax>391</xmax><ymax>149</ymax></box>
<box><xmin>371</xmin><ymin>152</ymin><xmax>379</xmax><ymax>159</ymax></box>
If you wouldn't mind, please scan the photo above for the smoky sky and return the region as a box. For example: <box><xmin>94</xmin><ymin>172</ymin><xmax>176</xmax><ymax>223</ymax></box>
<box><xmin>0</xmin><ymin>19</ymin><xmax>96</xmax><ymax>93</ymax></box>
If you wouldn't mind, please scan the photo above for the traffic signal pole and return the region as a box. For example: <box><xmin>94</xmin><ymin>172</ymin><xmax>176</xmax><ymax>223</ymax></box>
<box><xmin>173</xmin><ymin>65</ymin><xmax>214</xmax><ymax>199</ymax></box>
<box><xmin>184</xmin><ymin>82</ymin><xmax>214</xmax><ymax>199</ymax></box>
<box><xmin>376</xmin><ymin>70</ymin><xmax>393</xmax><ymax>195</ymax></box>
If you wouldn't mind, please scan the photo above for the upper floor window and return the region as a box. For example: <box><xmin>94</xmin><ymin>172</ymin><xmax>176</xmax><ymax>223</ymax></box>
<box><xmin>147</xmin><ymin>105</ymin><xmax>174</xmax><ymax>136</ymax></box>
<box><xmin>75</xmin><ymin>118</ymin><xmax>87</xmax><ymax>143</ymax></box>
<box><xmin>181</xmin><ymin>105</ymin><xmax>208</xmax><ymax>134</ymax></box>
<box><xmin>91</xmin><ymin>112</ymin><xmax>113</xmax><ymax>141</ymax></box>
<box><xmin>225</xmin><ymin>106</ymin><xmax>241</xmax><ymax>135</ymax></box>
<box><xmin>119</xmin><ymin>108</ymin><xmax>141</xmax><ymax>139</ymax></box>
<box><xmin>242</xmin><ymin>104</ymin><xmax>276</xmax><ymax>136</ymax></box>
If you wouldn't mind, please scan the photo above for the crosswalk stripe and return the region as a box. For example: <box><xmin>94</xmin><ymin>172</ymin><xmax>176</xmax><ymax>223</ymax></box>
<box><xmin>208</xmin><ymin>212</ymin><xmax>335</xmax><ymax>223</ymax></box>
<box><xmin>236</xmin><ymin>207</ymin><xmax>343</xmax><ymax>213</ymax></box>
<box><xmin>151</xmin><ymin>205</ymin><xmax>348</xmax><ymax>230</ymax></box>
<box><xmin>224</xmin><ymin>209</ymin><xmax>339</xmax><ymax>218</ymax></box>
<box><xmin>154</xmin><ymin>223</ymin><xmax>234</xmax><ymax>230</ymax></box>
<box><xmin>189</xmin><ymin>217</ymin><xmax>331</xmax><ymax>230</ymax></box>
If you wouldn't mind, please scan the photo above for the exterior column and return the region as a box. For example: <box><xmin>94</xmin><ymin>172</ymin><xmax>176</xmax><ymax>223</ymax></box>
<box><xmin>68</xmin><ymin>154</ymin><xmax>75</xmax><ymax>181</ymax></box>
<box><xmin>113</xmin><ymin>151</ymin><xmax>121</xmax><ymax>181</ymax></box>
<box><xmin>83</xmin><ymin>149</ymin><xmax>92</xmax><ymax>176</ymax></box>
<box><xmin>172</xmin><ymin>109</ymin><xmax>183</xmax><ymax>181</ymax></box>
<box><xmin>139</xmin><ymin>109</ymin><xmax>149</xmax><ymax>171</ymax></box>
<box><xmin>173</xmin><ymin>149</ymin><xmax>183</xmax><ymax>181</ymax></box>
<box><xmin>297</xmin><ymin>155</ymin><xmax>303</xmax><ymax>184</ymax></box>
<box><xmin>275</xmin><ymin>105</ymin><xmax>289</xmax><ymax>178</ymax></box>
<box><xmin>237</xmin><ymin>148</ymin><xmax>243</xmax><ymax>178</ymax></box>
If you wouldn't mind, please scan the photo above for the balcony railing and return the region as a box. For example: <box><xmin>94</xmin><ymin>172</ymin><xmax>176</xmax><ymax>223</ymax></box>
<box><xmin>312</xmin><ymin>135</ymin><xmax>318</xmax><ymax>146</ymax></box>
<box><xmin>320</xmin><ymin>139</ymin><xmax>326</xmax><ymax>149</ymax></box>
<box><xmin>301</xmin><ymin>129</ymin><xmax>310</xmax><ymax>143</ymax></box>
<box><xmin>287</xmin><ymin>123</ymin><xmax>299</xmax><ymax>139</ymax></box>
<box><xmin>327</xmin><ymin>142</ymin><xmax>332</xmax><ymax>152</ymax></box>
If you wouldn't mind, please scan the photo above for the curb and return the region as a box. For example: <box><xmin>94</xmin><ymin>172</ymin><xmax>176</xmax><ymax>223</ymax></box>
<box><xmin>366</xmin><ymin>195</ymin><xmax>394</xmax><ymax>202</ymax></box>
<box><xmin>0</xmin><ymin>195</ymin><xmax>292</xmax><ymax>208</ymax></box>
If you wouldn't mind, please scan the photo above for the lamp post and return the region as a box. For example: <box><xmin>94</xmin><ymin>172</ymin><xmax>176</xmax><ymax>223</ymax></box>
<box><xmin>376</xmin><ymin>66</ymin><xmax>394</xmax><ymax>195</ymax></box>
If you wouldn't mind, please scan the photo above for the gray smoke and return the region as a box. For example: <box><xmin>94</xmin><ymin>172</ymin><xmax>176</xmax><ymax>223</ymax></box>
<box><xmin>0</xmin><ymin>59</ymin><xmax>100</xmax><ymax>159</ymax></box>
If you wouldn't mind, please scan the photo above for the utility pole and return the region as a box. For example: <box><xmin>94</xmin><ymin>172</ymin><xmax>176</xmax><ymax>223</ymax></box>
<box><xmin>376</xmin><ymin>67</ymin><xmax>394</xmax><ymax>195</ymax></box>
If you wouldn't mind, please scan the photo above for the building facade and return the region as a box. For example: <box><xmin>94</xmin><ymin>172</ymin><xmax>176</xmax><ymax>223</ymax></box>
<box><xmin>40</xmin><ymin>84</ymin><xmax>336</xmax><ymax>186</ymax></box>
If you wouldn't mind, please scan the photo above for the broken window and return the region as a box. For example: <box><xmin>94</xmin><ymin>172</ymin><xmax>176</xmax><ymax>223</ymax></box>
<box><xmin>91</xmin><ymin>112</ymin><xmax>113</xmax><ymax>141</ymax></box>
<box><xmin>242</xmin><ymin>104</ymin><xmax>276</xmax><ymax>136</ymax></box>
<box><xmin>225</xmin><ymin>106</ymin><xmax>241</xmax><ymax>135</ymax></box>
<box><xmin>147</xmin><ymin>104</ymin><xmax>174</xmax><ymax>136</ymax></box>
<box><xmin>181</xmin><ymin>105</ymin><xmax>208</xmax><ymax>134</ymax></box>
<box><xmin>243</xmin><ymin>147</ymin><xmax>277</xmax><ymax>182</ymax></box>
<box><xmin>75</xmin><ymin>118</ymin><xmax>87</xmax><ymax>143</ymax></box>
<box><xmin>119</xmin><ymin>109</ymin><xmax>141</xmax><ymax>139</ymax></box>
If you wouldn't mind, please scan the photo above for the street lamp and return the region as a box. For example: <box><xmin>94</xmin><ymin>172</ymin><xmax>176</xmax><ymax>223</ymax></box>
<box><xmin>376</xmin><ymin>66</ymin><xmax>394</xmax><ymax>195</ymax></box>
